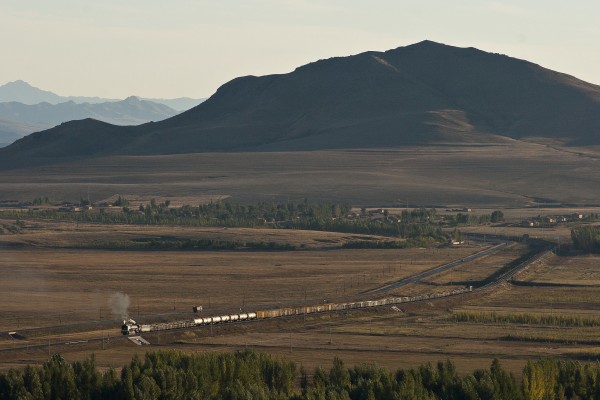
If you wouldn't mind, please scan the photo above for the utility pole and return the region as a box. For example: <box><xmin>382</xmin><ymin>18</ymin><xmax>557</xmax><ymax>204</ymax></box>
<box><xmin>289</xmin><ymin>333</ymin><xmax>292</xmax><ymax>353</ymax></box>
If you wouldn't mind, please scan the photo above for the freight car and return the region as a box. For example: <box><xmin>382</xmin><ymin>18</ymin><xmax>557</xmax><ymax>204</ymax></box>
<box><xmin>121</xmin><ymin>286</ymin><xmax>472</xmax><ymax>335</ymax></box>
<box><xmin>121</xmin><ymin>312</ymin><xmax>257</xmax><ymax>335</ymax></box>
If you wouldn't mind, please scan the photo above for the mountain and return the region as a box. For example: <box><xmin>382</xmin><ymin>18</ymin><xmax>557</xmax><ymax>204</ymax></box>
<box><xmin>141</xmin><ymin>97</ymin><xmax>204</xmax><ymax>112</ymax></box>
<box><xmin>0</xmin><ymin>96</ymin><xmax>179</xmax><ymax>148</ymax></box>
<box><xmin>2</xmin><ymin>41</ymin><xmax>600</xmax><ymax>164</ymax></box>
<box><xmin>0</xmin><ymin>118</ymin><xmax>44</xmax><ymax>148</ymax></box>
<box><xmin>0</xmin><ymin>80</ymin><xmax>204</xmax><ymax>111</ymax></box>
<box><xmin>0</xmin><ymin>80</ymin><xmax>65</xmax><ymax>105</ymax></box>
<box><xmin>0</xmin><ymin>96</ymin><xmax>178</xmax><ymax>126</ymax></box>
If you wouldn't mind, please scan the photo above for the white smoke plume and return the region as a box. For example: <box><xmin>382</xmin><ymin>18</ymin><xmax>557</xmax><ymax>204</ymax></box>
<box><xmin>109</xmin><ymin>292</ymin><xmax>130</xmax><ymax>321</ymax></box>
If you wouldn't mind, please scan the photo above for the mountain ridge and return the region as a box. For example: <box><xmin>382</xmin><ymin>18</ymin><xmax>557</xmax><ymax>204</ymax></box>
<box><xmin>2</xmin><ymin>40</ymin><xmax>600</xmax><ymax>165</ymax></box>
<box><xmin>0</xmin><ymin>96</ymin><xmax>179</xmax><ymax>148</ymax></box>
<box><xmin>0</xmin><ymin>80</ymin><xmax>205</xmax><ymax>111</ymax></box>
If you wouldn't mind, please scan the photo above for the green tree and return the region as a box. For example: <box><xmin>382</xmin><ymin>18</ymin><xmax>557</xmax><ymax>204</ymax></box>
<box><xmin>491</xmin><ymin>210</ymin><xmax>504</xmax><ymax>223</ymax></box>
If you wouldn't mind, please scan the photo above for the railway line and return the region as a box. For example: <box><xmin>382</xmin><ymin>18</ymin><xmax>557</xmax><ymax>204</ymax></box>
<box><xmin>362</xmin><ymin>242</ymin><xmax>509</xmax><ymax>295</ymax></box>
<box><xmin>1</xmin><ymin>236</ymin><xmax>553</xmax><ymax>354</ymax></box>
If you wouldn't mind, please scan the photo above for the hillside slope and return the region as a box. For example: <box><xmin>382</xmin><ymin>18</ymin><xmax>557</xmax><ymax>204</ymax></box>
<box><xmin>2</xmin><ymin>41</ymin><xmax>600</xmax><ymax>164</ymax></box>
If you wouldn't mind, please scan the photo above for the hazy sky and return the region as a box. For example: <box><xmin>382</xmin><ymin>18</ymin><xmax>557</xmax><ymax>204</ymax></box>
<box><xmin>1</xmin><ymin>1</ymin><xmax>599</xmax><ymax>99</ymax></box>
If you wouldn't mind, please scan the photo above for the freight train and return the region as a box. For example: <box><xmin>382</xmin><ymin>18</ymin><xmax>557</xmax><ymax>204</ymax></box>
<box><xmin>121</xmin><ymin>286</ymin><xmax>472</xmax><ymax>335</ymax></box>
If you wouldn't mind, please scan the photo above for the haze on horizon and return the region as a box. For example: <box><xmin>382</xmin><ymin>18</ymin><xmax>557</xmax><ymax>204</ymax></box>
<box><xmin>1</xmin><ymin>0</ymin><xmax>599</xmax><ymax>99</ymax></box>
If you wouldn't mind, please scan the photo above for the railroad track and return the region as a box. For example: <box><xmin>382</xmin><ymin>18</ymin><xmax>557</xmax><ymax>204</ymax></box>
<box><xmin>478</xmin><ymin>247</ymin><xmax>555</xmax><ymax>291</ymax></box>
<box><xmin>362</xmin><ymin>242</ymin><xmax>508</xmax><ymax>295</ymax></box>
<box><xmin>1</xmin><ymin>238</ymin><xmax>553</xmax><ymax>353</ymax></box>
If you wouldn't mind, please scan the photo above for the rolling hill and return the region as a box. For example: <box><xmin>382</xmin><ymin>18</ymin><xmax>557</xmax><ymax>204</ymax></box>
<box><xmin>2</xmin><ymin>40</ymin><xmax>600</xmax><ymax>165</ymax></box>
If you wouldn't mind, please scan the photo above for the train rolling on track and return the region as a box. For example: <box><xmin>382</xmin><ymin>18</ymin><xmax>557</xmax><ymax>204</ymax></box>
<box><xmin>121</xmin><ymin>286</ymin><xmax>472</xmax><ymax>335</ymax></box>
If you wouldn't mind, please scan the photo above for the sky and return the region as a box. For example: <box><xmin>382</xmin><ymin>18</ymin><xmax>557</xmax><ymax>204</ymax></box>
<box><xmin>1</xmin><ymin>0</ymin><xmax>599</xmax><ymax>99</ymax></box>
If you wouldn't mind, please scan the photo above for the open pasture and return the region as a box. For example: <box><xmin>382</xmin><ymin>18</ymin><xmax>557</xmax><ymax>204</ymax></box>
<box><xmin>514</xmin><ymin>253</ymin><xmax>600</xmax><ymax>286</ymax></box>
<box><xmin>0</xmin><ymin>236</ymin><xmax>478</xmax><ymax>334</ymax></box>
<box><xmin>0</xmin><ymin>218</ymin><xmax>394</xmax><ymax>250</ymax></box>
<box><xmin>2</xmin><ymin>208</ymin><xmax>600</xmax><ymax>376</ymax></box>
<box><xmin>1</xmin><ymin>143</ymin><xmax>600</xmax><ymax>207</ymax></box>
<box><xmin>2</xmin><ymin>241</ymin><xmax>600</xmax><ymax>377</ymax></box>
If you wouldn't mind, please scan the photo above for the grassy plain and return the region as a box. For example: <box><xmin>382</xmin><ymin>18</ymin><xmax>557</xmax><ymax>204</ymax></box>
<box><xmin>1</xmin><ymin>142</ymin><xmax>600</xmax><ymax>376</ymax></box>
<box><xmin>1</xmin><ymin>143</ymin><xmax>600</xmax><ymax>207</ymax></box>
<box><xmin>0</xmin><ymin>219</ymin><xmax>478</xmax><ymax>357</ymax></box>
<box><xmin>2</xmin><ymin>215</ymin><xmax>599</xmax><ymax>378</ymax></box>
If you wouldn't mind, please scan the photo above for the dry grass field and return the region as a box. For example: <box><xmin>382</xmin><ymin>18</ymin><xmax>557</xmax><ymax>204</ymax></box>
<box><xmin>1</xmin><ymin>143</ymin><xmax>600</xmax><ymax>207</ymax></box>
<box><xmin>1</xmin><ymin>233</ymin><xmax>600</xmax><ymax>381</ymax></box>
<box><xmin>515</xmin><ymin>253</ymin><xmax>600</xmax><ymax>286</ymax></box>
<box><xmin>0</xmin><ymin>220</ymin><xmax>481</xmax><ymax>362</ymax></box>
<box><xmin>2</xmin><ymin>215</ymin><xmax>600</xmax><ymax>376</ymax></box>
<box><xmin>0</xmin><ymin>211</ymin><xmax>600</xmax><ymax>374</ymax></box>
<box><xmin>0</xmin><ymin>219</ymin><xmax>396</xmax><ymax>250</ymax></box>
<box><xmin>1</xmin><ymin>143</ymin><xmax>600</xmax><ymax>377</ymax></box>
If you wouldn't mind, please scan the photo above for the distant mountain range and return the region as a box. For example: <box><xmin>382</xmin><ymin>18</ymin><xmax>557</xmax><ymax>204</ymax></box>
<box><xmin>0</xmin><ymin>80</ymin><xmax>204</xmax><ymax>111</ymax></box>
<box><xmin>0</xmin><ymin>81</ymin><xmax>205</xmax><ymax>147</ymax></box>
<box><xmin>2</xmin><ymin>41</ymin><xmax>600</xmax><ymax>164</ymax></box>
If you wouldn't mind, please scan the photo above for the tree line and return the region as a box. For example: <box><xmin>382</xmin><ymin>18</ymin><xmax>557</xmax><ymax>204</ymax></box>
<box><xmin>3</xmin><ymin>350</ymin><xmax>600</xmax><ymax>399</ymax></box>
<box><xmin>571</xmin><ymin>226</ymin><xmax>600</xmax><ymax>252</ymax></box>
<box><xmin>453</xmin><ymin>311</ymin><xmax>600</xmax><ymax>328</ymax></box>
<box><xmin>0</xmin><ymin>201</ymin><xmax>447</xmax><ymax>243</ymax></box>
<box><xmin>76</xmin><ymin>238</ymin><xmax>298</xmax><ymax>251</ymax></box>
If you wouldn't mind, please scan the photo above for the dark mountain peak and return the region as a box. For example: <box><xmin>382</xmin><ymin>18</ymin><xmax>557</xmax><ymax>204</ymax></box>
<box><xmin>406</xmin><ymin>39</ymin><xmax>448</xmax><ymax>48</ymax></box>
<box><xmin>1</xmin><ymin>41</ymin><xmax>600</xmax><ymax>165</ymax></box>
<box><xmin>61</xmin><ymin>117</ymin><xmax>108</xmax><ymax>126</ymax></box>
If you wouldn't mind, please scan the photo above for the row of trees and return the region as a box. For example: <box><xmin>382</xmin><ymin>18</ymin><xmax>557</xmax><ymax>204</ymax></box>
<box><xmin>78</xmin><ymin>238</ymin><xmax>298</xmax><ymax>251</ymax></box>
<box><xmin>571</xmin><ymin>226</ymin><xmax>600</xmax><ymax>252</ymax></box>
<box><xmin>444</xmin><ymin>210</ymin><xmax>504</xmax><ymax>226</ymax></box>
<box><xmin>0</xmin><ymin>201</ymin><xmax>447</xmax><ymax>243</ymax></box>
<box><xmin>2</xmin><ymin>351</ymin><xmax>600</xmax><ymax>400</ymax></box>
<box><xmin>453</xmin><ymin>311</ymin><xmax>600</xmax><ymax>327</ymax></box>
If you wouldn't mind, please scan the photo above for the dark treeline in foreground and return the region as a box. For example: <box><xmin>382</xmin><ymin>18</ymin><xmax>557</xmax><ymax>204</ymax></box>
<box><xmin>3</xmin><ymin>351</ymin><xmax>600</xmax><ymax>400</ymax></box>
<box><xmin>572</xmin><ymin>226</ymin><xmax>600</xmax><ymax>252</ymax></box>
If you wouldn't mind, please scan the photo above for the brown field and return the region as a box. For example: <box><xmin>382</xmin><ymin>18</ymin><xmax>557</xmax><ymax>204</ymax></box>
<box><xmin>1</xmin><ymin>143</ymin><xmax>600</xmax><ymax>207</ymax></box>
<box><xmin>422</xmin><ymin>242</ymin><xmax>530</xmax><ymax>285</ymax></box>
<box><xmin>3</xmin><ymin>216</ymin><xmax>600</xmax><ymax>377</ymax></box>
<box><xmin>0</xmin><ymin>219</ymin><xmax>396</xmax><ymax>250</ymax></box>
<box><xmin>515</xmin><ymin>253</ymin><xmax>600</xmax><ymax>286</ymax></box>
<box><xmin>1</xmin><ymin>142</ymin><xmax>600</xmax><ymax>376</ymax></box>
<box><xmin>0</xmin><ymin>220</ymin><xmax>478</xmax><ymax>346</ymax></box>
